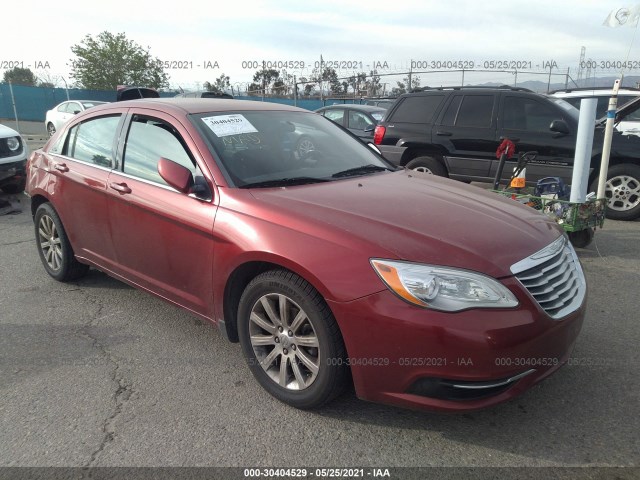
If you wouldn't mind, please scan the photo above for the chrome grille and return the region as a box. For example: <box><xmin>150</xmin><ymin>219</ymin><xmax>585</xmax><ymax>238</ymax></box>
<box><xmin>510</xmin><ymin>236</ymin><xmax>586</xmax><ymax>319</ymax></box>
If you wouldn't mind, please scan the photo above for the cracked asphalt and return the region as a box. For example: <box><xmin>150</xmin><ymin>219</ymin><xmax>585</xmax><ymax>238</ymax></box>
<box><xmin>0</xmin><ymin>191</ymin><xmax>639</xmax><ymax>473</ymax></box>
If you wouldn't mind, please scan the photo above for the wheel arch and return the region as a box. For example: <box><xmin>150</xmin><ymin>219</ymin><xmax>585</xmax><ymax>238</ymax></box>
<box><xmin>400</xmin><ymin>147</ymin><xmax>447</xmax><ymax>168</ymax></box>
<box><xmin>30</xmin><ymin>194</ymin><xmax>50</xmax><ymax>219</ymax></box>
<box><xmin>221</xmin><ymin>257</ymin><xmax>336</xmax><ymax>344</ymax></box>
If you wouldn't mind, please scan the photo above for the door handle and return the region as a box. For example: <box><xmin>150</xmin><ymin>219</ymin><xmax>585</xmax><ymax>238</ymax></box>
<box><xmin>53</xmin><ymin>163</ymin><xmax>69</xmax><ymax>172</ymax></box>
<box><xmin>436</xmin><ymin>131</ymin><xmax>452</xmax><ymax>136</ymax></box>
<box><xmin>109</xmin><ymin>182</ymin><xmax>132</xmax><ymax>194</ymax></box>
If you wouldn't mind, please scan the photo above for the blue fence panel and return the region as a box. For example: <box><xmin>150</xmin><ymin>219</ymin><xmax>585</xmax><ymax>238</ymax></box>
<box><xmin>0</xmin><ymin>84</ymin><xmax>176</xmax><ymax>122</ymax></box>
<box><xmin>0</xmin><ymin>84</ymin><xmax>367</xmax><ymax>121</ymax></box>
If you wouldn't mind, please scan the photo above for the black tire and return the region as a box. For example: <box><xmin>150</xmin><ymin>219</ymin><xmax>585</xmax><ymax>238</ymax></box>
<box><xmin>34</xmin><ymin>203</ymin><xmax>89</xmax><ymax>282</ymax></box>
<box><xmin>1</xmin><ymin>178</ymin><xmax>26</xmax><ymax>194</ymax></box>
<box><xmin>568</xmin><ymin>228</ymin><xmax>594</xmax><ymax>248</ymax></box>
<box><xmin>47</xmin><ymin>123</ymin><xmax>56</xmax><ymax>137</ymax></box>
<box><xmin>237</xmin><ymin>270</ymin><xmax>348</xmax><ymax>409</ymax></box>
<box><xmin>589</xmin><ymin>163</ymin><xmax>640</xmax><ymax>221</ymax></box>
<box><xmin>405</xmin><ymin>155</ymin><xmax>447</xmax><ymax>177</ymax></box>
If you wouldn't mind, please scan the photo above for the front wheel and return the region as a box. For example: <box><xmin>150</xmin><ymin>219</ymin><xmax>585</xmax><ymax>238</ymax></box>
<box><xmin>405</xmin><ymin>156</ymin><xmax>447</xmax><ymax>177</ymax></box>
<box><xmin>47</xmin><ymin>122</ymin><xmax>56</xmax><ymax>137</ymax></box>
<box><xmin>590</xmin><ymin>163</ymin><xmax>640</xmax><ymax>220</ymax></box>
<box><xmin>237</xmin><ymin>270</ymin><xmax>348</xmax><ymax>409</ymax></box>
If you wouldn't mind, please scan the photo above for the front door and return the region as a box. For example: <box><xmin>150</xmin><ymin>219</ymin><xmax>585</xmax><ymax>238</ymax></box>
<box><xmin>106</xmin><ymin>111</ymin><xmax>218</xmax><ymax>317</ymax></box>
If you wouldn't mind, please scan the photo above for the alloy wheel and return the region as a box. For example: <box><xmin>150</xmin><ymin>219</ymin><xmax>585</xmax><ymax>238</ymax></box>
<box><xmin>249</xmin><ymin>293</ymin><xmax>321</xmax><ymax>390</ymax></box>
<box><xmin>605</xmin><ymin>174</ymin><xmax>640</xmax><ymax>212</ymax></box>
<box><xmin>38</xmin><ymin>214</ymin><xmax>63</xmax><ymax>271</ymax></box>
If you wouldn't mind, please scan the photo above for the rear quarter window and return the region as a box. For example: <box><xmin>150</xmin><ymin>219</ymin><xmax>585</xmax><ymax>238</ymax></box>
<box><xmin>389</xmin><ymin>95</ymin><xmax>444</xmax><ymax>123</ymax></box>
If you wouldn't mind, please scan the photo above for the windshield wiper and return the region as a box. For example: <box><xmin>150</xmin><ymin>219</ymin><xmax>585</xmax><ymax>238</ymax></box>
<box><xmin>239</xmin><ymin>177</ymin><xmax>329</xmax><ymax>189</ymax></box>
<box><xmin>331</xmin><ymin>164</ymin><xmax>392</xmax><ymax>178</ymax></box>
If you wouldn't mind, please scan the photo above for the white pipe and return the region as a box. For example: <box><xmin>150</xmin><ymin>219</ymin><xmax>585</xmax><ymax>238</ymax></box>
<box><xmin>570</xmin><ymin>97</ymin><xmax>598</xmax><ymax>203</ymax></box>
<box><xmin>597</xmin><ymin>79</ymin><xmax>621</xmax><ymax>199</ymax></box>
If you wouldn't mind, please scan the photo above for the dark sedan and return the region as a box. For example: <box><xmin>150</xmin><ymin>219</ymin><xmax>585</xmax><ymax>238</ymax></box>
<box><xmin>315</xmin><ymin>104</ymin><xmax>386</xmax><ymax>140</ymax></box>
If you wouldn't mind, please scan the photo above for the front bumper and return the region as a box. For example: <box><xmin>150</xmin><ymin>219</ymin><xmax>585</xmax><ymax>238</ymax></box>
<box><xmin>328</xmin><ymin>276</ymin><xmax>585</xmax><ymax>412</ymax></box>
<box><xmin>0</xmin><ymin>159</ymin><xmax>27</xmax><ymax>184</ymax></box>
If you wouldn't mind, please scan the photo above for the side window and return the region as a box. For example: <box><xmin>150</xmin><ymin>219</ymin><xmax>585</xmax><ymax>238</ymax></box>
<box><xmin>122</xmin><ymin>115</ymin><xmax>206</xmax><ymax>192</ymax></box>
<box><xmin>455</xmin><ymin>95</ymin><xmax>494</xmax><ymax>127</ymax></box>
<box><xmin>347</xmin><ymin>111</ymin><xmax>374</xmax><ymax>130</ymax></box>
<box><xmin>390</xmin><ymin>95</ymin><xmax>444</xmax><ymax>123</ymax></box>
<box><xmin>503</xmin><ymin>97</ymin><xmax>560</xmax><ymax>131</ymax></box>
<box><xmin>57</xmin><ymin>103</ymin><xmax>69</xmax><ymax>113</ymax></box>
<box><xmin>68</xmin><ymin>102</ymin><xmax>82</xmax><ymax>114</ymax></box>
<box><xmin>441</xmin><ymin>95</ymin><xmax>463</xmax><ymax>126</ymax></box>
<box><xmin>323</xmin><ymin>109</ymin><xmax>345</xmax><ymax>123</ymax></box>
<box><xmin>65</xmin><ymin>115</ymin><xmax>121</xmax><ymax>168</ymax></box>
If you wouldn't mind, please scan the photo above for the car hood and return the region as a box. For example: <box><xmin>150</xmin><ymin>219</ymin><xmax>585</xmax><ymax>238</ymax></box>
<box><xmin>0</xmin><ymin>124</ymin><xmax>20</xmax><ymax>138</ymax></box>
<box><xmin>249</xmin><ymin>170</ymin><xmax>562</xmax><ymax>278</ymax></box>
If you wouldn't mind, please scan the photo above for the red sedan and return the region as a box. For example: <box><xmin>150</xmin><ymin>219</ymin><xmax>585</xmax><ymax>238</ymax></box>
<box><xmin>26</xmin><ymin>99</ymin><xmax>586</xmax><ymax>412</ymax></box>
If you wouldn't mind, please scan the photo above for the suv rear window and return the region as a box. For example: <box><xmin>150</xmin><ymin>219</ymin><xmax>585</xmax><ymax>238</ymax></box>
<box><xmin>389</xmin><ymin>95</ymin><xmax>444</xmax><ymax>123</ymax></box>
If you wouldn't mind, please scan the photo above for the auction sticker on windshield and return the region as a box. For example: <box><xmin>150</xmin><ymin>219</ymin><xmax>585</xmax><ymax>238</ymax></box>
<box><xmin>202</xmin><ymin>114</ymin><xmax>258</xmax><ymax>137</ymax></box>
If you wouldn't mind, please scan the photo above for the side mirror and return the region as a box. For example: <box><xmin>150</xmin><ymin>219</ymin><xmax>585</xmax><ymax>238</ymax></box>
<box><xmin>550</xmin><ymin>119</ymin><xmax>570</xmax><ymax>135</ymax></box>
<box><xmin>72</xmin><ymin>110</ymin><xmax>81</xmax><ymax>115</ymax></box>
<box><xmin>158</xmin><ymin>157</ymin><xmax>194</xmax><ymax>194</ymax></box>
<box><xmin>364</xmin><ymin>125</ymin><xmax>375</xmax><ymax>133</ymax></box>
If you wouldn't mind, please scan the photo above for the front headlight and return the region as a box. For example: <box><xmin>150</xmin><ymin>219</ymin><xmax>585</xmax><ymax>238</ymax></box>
<box><xmin>6</xmin><ymin>137</ymin><xmax>21</xmax><ymax>151</ymax></box>
<box><xmin>370</xmin><ymin>259</ymin><xmax>519</xmax><ymax>312</ymax></box>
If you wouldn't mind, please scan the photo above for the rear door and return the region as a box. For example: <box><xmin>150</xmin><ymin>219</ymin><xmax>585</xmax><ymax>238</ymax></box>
<box><xmin>106</xmin><ymin>110</ymin><xmax>218</xmax><ymax>317</ymax></box>
<box><xmin>46</xmin><ymin>112</ymin><xmax>124</xmax><ymax>269</ymax></box>
<box><xmin>495</xmin><ymin>94</ymin><xmax>577</xmax><ymax>184</ymax></box>
<box><xmin>434</xmin><ymin>93</ymin><xmax>498</xmax><ymax>180</ymax></box>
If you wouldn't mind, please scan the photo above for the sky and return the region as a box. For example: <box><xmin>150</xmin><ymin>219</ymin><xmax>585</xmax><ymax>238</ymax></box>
<box><xmin>4</xmin><ymin>0</ymin><xmax>640</xmax><ymax>92</ymax></box>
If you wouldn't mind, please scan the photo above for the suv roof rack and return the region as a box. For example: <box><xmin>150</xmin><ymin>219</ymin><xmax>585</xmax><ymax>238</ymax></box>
<box><xmin>409</xmin><ymin>85</ymin><xmax>533</xmax><ymax>93</ymax></box>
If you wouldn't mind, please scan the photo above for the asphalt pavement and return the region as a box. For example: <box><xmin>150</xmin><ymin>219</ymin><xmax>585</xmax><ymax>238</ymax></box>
<box><xmin>0</xmin><ymin>192</ymin><xmax>639</xmax><ymax>478</ymax></box>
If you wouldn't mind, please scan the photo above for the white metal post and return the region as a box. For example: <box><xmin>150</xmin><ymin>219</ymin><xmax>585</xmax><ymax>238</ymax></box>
<box><xmin>570</xmin><ymin>98</ymin><xmax>598</xmax><ymax>202</ymax></box>
<box><xmin>597</xmin><ymin>79</ymin><xmax>621</xmax><ymax>199</ymax></box>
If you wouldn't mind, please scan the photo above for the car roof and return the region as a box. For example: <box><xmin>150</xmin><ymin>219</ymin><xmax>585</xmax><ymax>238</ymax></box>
<box><xmin>86</xmin><ymin>98</ymin><xmax>307</xmax><ymax>115</ymax></box>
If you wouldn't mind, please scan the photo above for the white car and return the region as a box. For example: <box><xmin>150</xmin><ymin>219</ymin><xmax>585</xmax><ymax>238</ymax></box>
<box><xmin>0</xmin><ymin>123</ymin><xmax>28</xmax><ymax>193</ymax></box>
<box><xmin>549</xmin><ymin>87</ymin><xmax>640</xmax><ymax>136</ymax></box>
<box><xmin>45</xmin><ymin>100</ymin><xmax>107</xmax><ymax>137</ymax></box>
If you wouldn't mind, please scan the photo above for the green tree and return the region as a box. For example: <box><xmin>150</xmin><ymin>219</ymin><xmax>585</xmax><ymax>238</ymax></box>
<box><xmin>69</xmin><ymin>31</ymin><xmax>169</xmax><ymax>90</ymax></box>
<box><xmin>365</xmin><ymin>70</ymin><xmax>382</xmax><ymax>96</ymax></box>
<box><xmin>251</xmin><ymin>68</ymin><xmax>280</xmax><ymax>95</ymax></box>
<box><xmin>204</xmin><ymin>73</ymin><xmax>230</xmax><ymax>93</ymax></box>
<box><xmin>3</xmin><ymin>67</ymin><xmax>37</xmax><ymax>86</ymax></box>
<box><xmin>392</xmin><ymin>74</ymin><xmax>421</xmax><ymax>95</ymax></box>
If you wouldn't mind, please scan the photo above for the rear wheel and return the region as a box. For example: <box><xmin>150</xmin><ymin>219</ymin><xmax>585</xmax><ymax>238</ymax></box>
<box><xmin>34</xmin><ymin>203</ymin><xmax>89</xmax><ymax>281</ymax></box>
<box><xmin>237</xmin><ymin>270</ymin><xmax>348</xmax><ymax>409</ymax></box>
<box><xmin>590</xmin><ymin>163</ymin><xmax>640</xmax><ymax>220</ymax></box>
<box><xmin>405</xmin><ymin>156</ymin><xmax>447</xmax><ymax>177</ymax></box>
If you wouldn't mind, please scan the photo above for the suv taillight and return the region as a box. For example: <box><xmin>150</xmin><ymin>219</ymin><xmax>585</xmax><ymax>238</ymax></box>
<box><xmin>373</xmin><ymin>125</ymin><xmax>385</xmax><ymax>145</ymax></box>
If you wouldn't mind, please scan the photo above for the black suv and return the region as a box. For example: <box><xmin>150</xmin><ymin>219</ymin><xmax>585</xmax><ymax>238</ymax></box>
<box><xmin>373</xmin><ymin>86</ymin><xmax>640</xmax><ymax>220</ymax></box>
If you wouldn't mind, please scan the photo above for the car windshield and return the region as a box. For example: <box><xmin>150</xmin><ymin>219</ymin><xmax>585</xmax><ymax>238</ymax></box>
<box><xmin>549</xmin><ymin>97</ymin><xmax>580</xmax><ymax>122</ymax></box>
<box><xmin>192</xmin><ymin>110</ymin><xmax>392</xmax><ymax>187</ymax></box>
